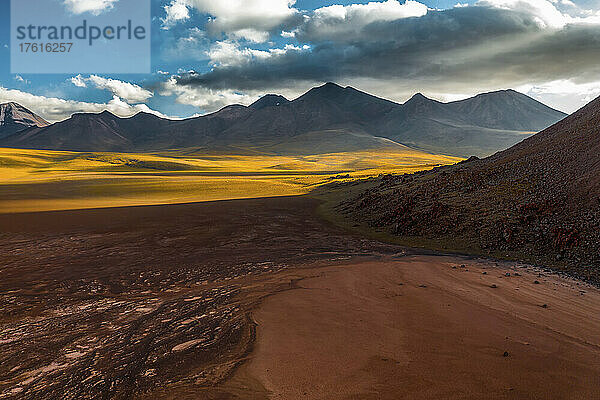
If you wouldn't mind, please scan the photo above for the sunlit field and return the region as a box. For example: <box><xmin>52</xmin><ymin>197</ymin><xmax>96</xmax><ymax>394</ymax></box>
<box><xmin>0</xmin><ymin>147</ymin><xmax>462</xmax><ymax>213</ymax></box>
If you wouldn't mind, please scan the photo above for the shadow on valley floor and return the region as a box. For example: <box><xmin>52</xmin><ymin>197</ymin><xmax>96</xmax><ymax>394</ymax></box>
<box><xmin>0</xmin><ymin>195</ymin><xmax>403</xmax><ymax>399</ymax></box>
<box><xmin>1</xmin><ymin>194</ymin><xmax>599</xmax><ymax>399</ymax></box>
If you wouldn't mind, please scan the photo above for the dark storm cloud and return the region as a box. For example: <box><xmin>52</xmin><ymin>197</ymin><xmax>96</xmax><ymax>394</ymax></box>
<box><xmin>172</xmin><ymin>6</ymin><xmax>600</xmax><ymax>93</ymax></box>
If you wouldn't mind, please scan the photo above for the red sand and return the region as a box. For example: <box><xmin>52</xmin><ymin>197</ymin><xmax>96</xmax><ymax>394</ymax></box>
<box><xmin>237</xmin><ymin>256</ymin><xmax>600</xmax><ymax>399</ymax></box>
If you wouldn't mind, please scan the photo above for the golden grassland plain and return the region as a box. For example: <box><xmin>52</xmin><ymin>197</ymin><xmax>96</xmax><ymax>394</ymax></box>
<box><xmin>0</xmin><ymin>147</ymin><xmax>462</xmax><ymax>213</ymax></box>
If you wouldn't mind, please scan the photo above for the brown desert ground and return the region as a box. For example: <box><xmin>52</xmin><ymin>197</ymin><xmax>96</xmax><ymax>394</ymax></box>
<box><xmin>1</xmin><ymin>195</ymin><xmax>599</xmax><ymax>399</ymax></box>
<box><xmin>235</xmin><ymin>257</ymin><xmax>600</xmax><ymax>399</ymax></box>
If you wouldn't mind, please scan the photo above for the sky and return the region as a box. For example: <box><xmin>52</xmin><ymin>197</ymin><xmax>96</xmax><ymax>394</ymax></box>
<box><xmin>1</xmin><ymin>0</ymin><xmax>600</xmax><ymax>122</ymax></box>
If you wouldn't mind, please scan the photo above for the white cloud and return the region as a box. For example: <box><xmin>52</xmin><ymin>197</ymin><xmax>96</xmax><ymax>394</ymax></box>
<box><xmin>0</xmin><ymin>87</ymin><xmax>165</xmax><ymax>122</ymax></box>
<box><xmin>70</xmin><ymin>74</ymin><xmax>87</xmax><ymax>88</ymax></box>
<box><xmin>207</xmin><ymin>41</ymin><xmax>272</xmax><ymax>67</ymax></box>
<box><xmin>522</xmin><ymin>79</ymin><xmax>600</xmax><ymax>97</ymax></box>
<box><xmin>88</xmin><ymin>76</ymin><xmax>153</xmax><ymax>103</ymax></box>
<box><xmin>14</xmin><ymin>75</ymin><xmax>30</xmax><ymax>84</ymax></box>
<box><xmin>162</xmin><ymin>0</ymin><xmax>299</xmax><ymax>42</ymax></box>
<box><xmin>63</xmin><ymin>0</ymin><xmax>119</xmax><ymax>15</ymax></box>
<box><xmin>69</xmin><ymin>75</ymin><xmax>153</xmax><ymax>103</ymax></box>
<box><xmin>560</xmin><ymin>0</ymin><xmax>576</xmax><ymax>7</ymax></box>
<box><xmin>207</xmin><ymin>40</ymin><xmax>310</xmax><ymax>67</ymax></box>
<box><xmin>313</xmin><ymin>0</ymin><xmax>428</xmax><ymax>23</ymax></box>
<box><xmin>478</xmin><ymin>0</ymin><xmax>569</xmax><ymax>28</ymax></box>
<box><xmin>518</xmin><ymin>79</ymin><xmax>600</xmax><ymax>112</ymax></box>
<box><xmin>301</xmin><ymin>0</ymin><xmax>428</xmax><ymax>40</ymax></box>
<box><xmin>162</xmin><ymin>0</ymin><xmax>191</xmax><ymax>28</ymax></box>
<box><xmin>281</xmin><ymin>30</ymin><xmax>297</xmax><ymax>38</ymax></box>
<box><xmin>227</xmin><ymin>28</ymin><xmax>270</xmax><ymax>43</ymax></box>
<box><xmin>159</xmin><ymin>75</ymin><xmax>260</xmax><ymax>111</ymax></box>
<box><xmin>477</xmin><ymin>0</ymin><xmax>600</xmax><ymax>27</ymax></box>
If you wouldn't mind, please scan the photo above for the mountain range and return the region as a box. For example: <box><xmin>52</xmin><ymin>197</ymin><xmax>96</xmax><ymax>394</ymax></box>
<box><xmin>0</xmin><ymin>83</ymin><xmax>566</xmax><ymax>157</ymax></box>
<box><xmin>337</xmin><ymin>94</ymin><xmax>600</xmax><ymax>281</ymax></box>
<box><xmin>0</xmin><ymin>102</ymin><xmax>49</xmax><ymax>139</ymax></box>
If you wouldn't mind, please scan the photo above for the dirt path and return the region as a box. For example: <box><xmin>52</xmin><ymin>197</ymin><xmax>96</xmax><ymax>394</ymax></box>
<box><xmin>236</xmin><ymin>256</ymin><xmax>600</xmax><ymax>399</ymax></box>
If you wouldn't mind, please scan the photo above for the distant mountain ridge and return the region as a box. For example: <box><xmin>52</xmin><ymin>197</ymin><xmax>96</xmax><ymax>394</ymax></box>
<box><xmin>0</xmin><ymin>84</ymin><xmax>567</xmax><ymax>157</ymax></box>
<box><xmin>0</xmin><ymin>102</ymin><xmax>49</xmax><ymax>139</ymax></box>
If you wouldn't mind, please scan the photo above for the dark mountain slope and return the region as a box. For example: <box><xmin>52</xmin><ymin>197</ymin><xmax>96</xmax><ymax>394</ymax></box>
<box><xmin>3</xmin><ymin>106</ymin><xmax>254</xmax><ymax>153</ymax></box>
<box><xmin>6</xmin><ymin>112</ymin><xmax>132</xmax><ymax>152</ymax></box>
<box><xmin>249</xmin><ymin>95</ymin><xmax>289</xmax><ymax>110</ymax></box>
<box><xmin>486</xmin><ymin>94</ymin><xmax>600</xmax><ymax>205</ymax></box>
<box><xmin>376</xmin><ymin>91</ymin><xmax>566</xmax><ymax>156</ymax></box>
<box><xmin>446</xmin><ymin>89</ymin><xmax>566</xmax><ymax>131</ymax></box>
<box><xmin>332</xmin><ymin>96</ymin><xmax>600</xmax><ymax>282</ymax></box>
<box><xmin>215</xmin><ymin>83</ymin><xmax>399</xmax><ymax>145</ymax></box>
<box><xmin>0</xmin><ymin>84</ymin><xmax>566</xmax><ymax>156</ymax></box>
<box><xmin>0</xmin><ymin>102</ymin><xmax>49</xmax><ymax>139</ymax></box>
<box><xmin>4</xmin><ymin>111</ymin><xmax>182</xmax><ymax>152</ymax></box>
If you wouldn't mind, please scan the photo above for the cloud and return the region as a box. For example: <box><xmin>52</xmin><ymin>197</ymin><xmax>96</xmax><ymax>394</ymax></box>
<box><xmin>158</xmin><ymin>75</ymin><xmax>261</xmax><ymax>111</ymax></box>
<box><xmin>518</xmin><ymin>78</ymin><xmax>600</xmax><ymax>112</ymax></box>
<box><xmin>63</xmin><ymin>0</ymin><xmax>119</xmax><ymax>15</ymax></box>
<box><xmin>525</xmin><ymin>79</ymin><xmax>600</xmax><ymax>97</ymax></box>
<box><xmin>206</xmin><ymin>40</ymin><xmax>310</xmax><ymax>67</ymax></box>
<box><xmin>162</xmin><ymin>0</ymin><xmax>301</xmax><ymax>42</ymax></box>
<box><xmin>69</xmin><ymin>75</ymin><xmax>153</xmax><ymax>103</ymax></box>
<box><xmin>301</xmin><ymin>0</ymin><xmax>428</xmax><ymax>41</ymax></box>
<box><xmin>70</xmin><ymin>74</ymin><xmax>87</xmax><ymax>88</ymax></box>
<box><xmin>0</xmin><ymin>87</ymin><xmax>166</xmax><ymax>122</ymax></box>
<box><xmin>164</xmin><ymin>2</ymin><xmax>600</xmax><ymax>112</ymax></box>
<box><xmin>87</xmin><ymin>76</ymin><xmax>153</xmax><ymax>103</ymax></box>
<box><xmin>162</xmin><ymin>0</ymin><xmax>191</xmax><ymax>28</ymax></box>
<box><xmin>478</xmin><ymin>0</ymin><xmax>569</xmax><ymax>28</ymax></box>
<box><xmin>14</xmin><ymin>75</ymin><xmax>30</xmax><ymax>84</ymax></box>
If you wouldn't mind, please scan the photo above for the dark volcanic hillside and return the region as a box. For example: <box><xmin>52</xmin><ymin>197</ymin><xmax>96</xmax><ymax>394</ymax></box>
<box><xmin>331</xmin><ymin>96</ymin><xmax>600</xmax><ymax>282</ymax></box>
<box><xmin>376</xmin><ymin>90</ymin><xmax>567</xmax><ymax>156</ymax></box>
<box><xmin>0</xmin><ymin>84</ymin><xmax>566</xmax><ymax>156</ymax></box>
<box><xmin>445</xmin><ymin>89</ymin><xmax>564</xmax><ymax>131</ymax></box>
<box><xmin>0</xmin><ymin>102</ymin><xmax>49</xmax><ymax>139</ymax></box>
<box><xmin>5</xmin><ymin>108</ymin><xmax>252</xmax><ymax>153</ymax></box>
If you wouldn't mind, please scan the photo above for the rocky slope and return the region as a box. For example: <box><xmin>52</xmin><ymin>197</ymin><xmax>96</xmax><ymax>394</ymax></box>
<box><xmin>0</xmin><ymin>102</ymin><xmax>49</xmax><ymax>139</ymax></box>
<box><xmin>0</xmin><ymin>84</ymin><xmax>566</xmax><ymax>156</ymax></box>
<box><xmin>331</xmin><ymin>96</ymin><xmax>600</xmax><ymax>282</ymax></box>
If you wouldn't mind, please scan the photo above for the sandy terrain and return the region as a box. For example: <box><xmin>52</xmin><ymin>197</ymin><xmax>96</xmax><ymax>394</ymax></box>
<box><xmin>1</xmin><ymin>195</ymin><xmax>599</xmax><ymax>399</ymax></box>
<box><xmin>0</xmin><ymin>196</ymin><xmax>400</xmax><ymax>399</ymax></box>
<box><xmin>238</xmin><ymin>256</ymin><xmax>600</xmax><ymax>400</ymax></box>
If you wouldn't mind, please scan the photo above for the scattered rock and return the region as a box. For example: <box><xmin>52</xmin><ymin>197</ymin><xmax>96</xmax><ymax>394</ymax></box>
<box><xmin>534</xmin><ymin>280</ymin><xmax>541</xmax><ymax>285</ymax></box>
<box><xmin>490</xmin><ymin>284</ymin><xmax>498</xmax><ymax>288</ymax></box>
<box><xmin>503</xmin><ymin>351</ymin><xmax>510</xmax><ymax>357</ymax></box>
